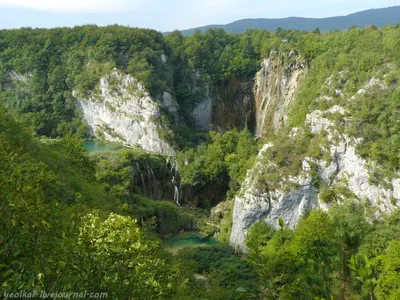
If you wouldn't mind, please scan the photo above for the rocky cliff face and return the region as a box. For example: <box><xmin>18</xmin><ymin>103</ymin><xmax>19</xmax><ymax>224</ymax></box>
<box><xmin>230</xmin><ymin>143</ymin><xmax>320</xmax><ymax>252</ymax></box>
<box><xmin>192</xmin><ymin>97</ymin><xmax>213</xmax><ymax>130</ymax></box>
<box><xmin>230</xmin><ymin>75</ymin><xmax>400</xmax><ymax>252</ymax></box>
<box><xmin>161</xmin><ymin>91</ymin><xmax>179</xmax><ymax>124</ymax></box>
<box><xmin>192</xmin><ymin>82</ymin><xmax>213</xmax><ymax>130</ymax></box>
<box><xmin>190</xmin><ymin>77</ymin><xmax>255</xmax><ymax>132</ymax></box>
<box><xmin>212</xmin><ymin>78</ymin><xmax>256</xmax><ymax>132</ymax></box>
<box><xmin>254</xmin><ymin>51</ymin><xmax>306</xmax><ymax>137</ymax></box>
<box><xmin>192</xmin><ymin>52</ymin><xmax>305</xmax><ymax>135</ymax></box>
<box><xmin>75</xmin><ymin>69</ymin><xmax>175</xmax><ymax>155</ymax></box>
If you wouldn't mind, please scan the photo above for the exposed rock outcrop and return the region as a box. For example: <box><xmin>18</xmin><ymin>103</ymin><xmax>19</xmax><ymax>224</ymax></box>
<box><xmin>192</xmin><ymin>95</ymin><xmax>213</xmax><ymax>130</ymax></box>
<box><xmin>76</xmin><ymin>69</ymin><xmax>175</xmax><ymax>155</ymax></box>
<box><xmin>162</xmin><ymin>91</ymin><xmax>179</xmax><ymax>123</ymax></box>
<box><xmin>254</xmin><ymin>51</ymin><xmax>306</xmax><ymax>137</ymax></box>
<box><xmin>307</xmin><ymin>106</ymin><xmax>399</xmax><ymax>212</ymax></box>
<box><xmin>212</xmin><ymin>78</ymin><xmax>256</xmax><ymax>132</ymax></box>
<box><xmin>183</xmin><ymin>70</ymin><xmax>214</xmax><ymax>131</ymax></box>
<box><xmin>230</xmin><ymin>97</ymin><xmax>400</xmax><ymax>252</ymax></box>
<box><xmin>230</xmin><ymin>144</ymin><xmax>319</xmax><ymax>252</ymax></box>
<box><xmin>191</xmin><ymin>78</ymin><xmax>255</xmax><ymax>132</ymax></box>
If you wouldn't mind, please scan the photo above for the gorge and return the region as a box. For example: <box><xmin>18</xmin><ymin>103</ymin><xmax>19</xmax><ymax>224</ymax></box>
<box><xmin>70</xmin><ymin>47</ymin><xmax>399</xmax><ymax>252</ymax></box>
<box><xmin>1</xmin><ymin>24</ymin><xmax>400</xmax><ymax>299</ymax></box>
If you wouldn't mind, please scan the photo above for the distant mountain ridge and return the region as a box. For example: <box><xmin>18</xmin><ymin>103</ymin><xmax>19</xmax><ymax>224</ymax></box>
<box><xmin>173</xmin><ymin>6</ymin><xmax>400</xmax><ymax>35</ymax></box>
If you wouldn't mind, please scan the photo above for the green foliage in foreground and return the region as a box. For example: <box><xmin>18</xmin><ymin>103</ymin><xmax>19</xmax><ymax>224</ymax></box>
<box><xmin>0</xmin><ymin>107</ymin><xmax>188</xmax><ymax>297</ymax></box>
<box><xmin>246</xmin><ymin>204</ymin><xmax>400</xmax><ymax>299</ymax></box>
<box><xmin>73</xmin><ymin>212</ymin><xmax>185</xmax><ymax>299</ymax></box>
<box><xmin>177</xmin><ymin>245</ymin><xmax>262</xmax><ymax>299</ymax></box>
<box><xmin>0</xmin><ymin>108</ymin><xmax>263</xmax><ymax>298</ymax></box>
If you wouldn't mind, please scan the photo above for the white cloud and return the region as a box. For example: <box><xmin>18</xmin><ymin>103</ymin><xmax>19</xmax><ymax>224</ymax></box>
<box><xmin>0</xmin><ymin>0</ymin><xmax>143</xmax><ymax>13</ymax></box>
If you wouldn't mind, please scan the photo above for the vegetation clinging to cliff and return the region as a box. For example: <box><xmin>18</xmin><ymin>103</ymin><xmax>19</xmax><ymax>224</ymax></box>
<box><xmin>1</xmin><ymin>23</ymin><xmax>400</xmax><ymax>298</ymax></box>
<box><xmin>2</xmin><ymin>25</ymin><xmax>399</xmax><ymax>172</ymax></box>
<box><xmin>253</xmin><ymin>25</ymin><xmax>400</xmax><ymax>190</ymax></box>
<box><xmin>0</xmin><ymin>25</ymin><xmax>172</xmax><ymax>137</ymax></box>
<box><xmin>246</xmin><ymin>205</ymin><xmax>400</xmax><ymax>299</ymax></box>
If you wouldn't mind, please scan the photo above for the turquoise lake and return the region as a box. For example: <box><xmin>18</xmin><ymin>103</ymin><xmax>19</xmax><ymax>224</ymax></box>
<box><xmin>83</xmin><ymin>141</ymin><xmax>123</xmax><ymax>153</ymax></box>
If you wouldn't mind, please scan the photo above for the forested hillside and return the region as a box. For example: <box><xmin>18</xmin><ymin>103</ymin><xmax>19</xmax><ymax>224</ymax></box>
<box><xmin>1</xmin><ymin>24</ymin><xmax>400</xmax><ymax>299</ymax></box>
<box><xmin>177</xmin><ymin>6</ymin><xmax>400</xmax><ymax>35</ymax></box>
<box><xmin>0</xmin><ymin>26</ymin><xmax>171</xmax><ymax>137</ymax></box>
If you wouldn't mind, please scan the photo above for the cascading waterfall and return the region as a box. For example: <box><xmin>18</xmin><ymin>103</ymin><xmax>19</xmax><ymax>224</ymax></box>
<box><xmin>146</xmin><ymin>161</ymin><xmax>152</xmax><ymax>198</ymax></box>
<box><xmin>172</xmin><ymin>176</ymin><xmax>181</xmax><ymax>206</ymax></box>
<box><xmin>136</xmin><ymin>162</ymin><xmax>146</xmax><ymax>196</ymax></box>
<box><xmin>140</xmin><ymin>173</ymin><xmax>146</xmax><ymax>196</ymax></box>
<box><xmin>145</xmin><ymin>161</ymin><xmax>157</xmax><ymax>199</ymax></box>
<box><xmin>174</xmin><ymin>185</ymin><xmax>180</xmax><ymax>207</ymax></box>
<box><xmin>149</xmin><ymin>166</ymin><xmax>156</xmax><ymax>198</ymax></box>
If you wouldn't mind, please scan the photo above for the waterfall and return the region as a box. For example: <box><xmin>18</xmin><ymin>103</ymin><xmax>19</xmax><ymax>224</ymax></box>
<box><xmin>174</xmin><ymin>185</ymin><xmax>180</xmax><ymax>207</ymax></box>
<box><xmin>146</xmin><ymin>161</ymin><xmax>157</xmax><ymax>199</ymax></box>
<box><xmin>136</xmin><ymin>162</ymin><xmax>146</xmax><ymax>196</ymax></box>
<box><xmin>146</xmin><ymin>161</ymin><xmax>152</xmax><ymax>198</ymax></box>
<box><xmin>140</xmin><ymin>173</ymin><xmax>146</xmax><ymax>196</ymax></box>
<box><xmin>149</xmin><ymin>166</ymin><xmax>156</xmax><ymax>198</ymax></box>
<box><xmin>171</xmin><ymin>176</ymin><xmax>180</xmax><ymax>206</ymax></box>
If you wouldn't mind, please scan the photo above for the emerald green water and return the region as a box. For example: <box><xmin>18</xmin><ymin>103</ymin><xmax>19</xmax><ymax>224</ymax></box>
<box><xmin>162</xmin><ymin>232</ymin><xmax>220</xmax><ymax>254</ymax></box>
<box><xmin>83</xmin><ymin>141</ymin><xmax>123</xmax><ymax>153</ymax></box>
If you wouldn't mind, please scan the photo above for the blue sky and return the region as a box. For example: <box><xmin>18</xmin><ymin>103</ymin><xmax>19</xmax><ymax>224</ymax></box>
<box><xmin>0</xmin><ymin>0</ymin><xmax>399</xmax><ymax>31</ymax></box>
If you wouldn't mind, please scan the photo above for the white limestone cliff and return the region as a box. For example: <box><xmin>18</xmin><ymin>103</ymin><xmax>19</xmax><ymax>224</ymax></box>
<box><xmin>254</xmin><ymin>51</ymin><xmax>306</xmax><ymax>137</ymax></box>
<box><xmin>230</xmin><ymin>144</ymin><xmax>319</xmax><ymax>252</ymax></box>
<box><xmin>230</xmin><ymin>77</ymin><xmax>400</xmax><ymax>252</ymax></box>
<box><xmin>75</xmin><ymin>69</ymin><xmax>175</xmax><ymax>155</ymax></box>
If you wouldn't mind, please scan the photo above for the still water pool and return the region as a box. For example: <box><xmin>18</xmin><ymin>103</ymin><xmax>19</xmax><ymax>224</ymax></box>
<box><xmin>83</xmin><ymin>141</ymin><xmax>123</xmax><ymax>153</ymax></box>
<box><xmin>162</xmin><ymin>232</ymin><xmax>220</xmax><ymax>254</ymax></box>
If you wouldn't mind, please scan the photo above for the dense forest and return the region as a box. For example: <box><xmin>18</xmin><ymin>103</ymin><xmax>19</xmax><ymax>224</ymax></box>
<box><xmin>1</xmin><ymin>23</ymin><xmax>400</xmax><ymax>299</ymax></box>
